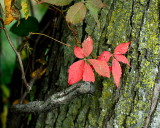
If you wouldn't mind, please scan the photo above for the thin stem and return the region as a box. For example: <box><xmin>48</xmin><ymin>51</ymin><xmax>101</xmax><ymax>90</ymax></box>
<box><xmin>30</xmin><ymin>32</ymin><xmax>71</xmax><ymax>47</ymax></box>
<box><xmin>0</xmin><ymin>18</ymin><xmax>31</xmax><ymax>92</ymax></box>
<box><xmin>20</xmin><ymin>65</ymin><xmax>43</xmax><ymax>104</ymax></box>
<box><xmin>28</xmin><ymin>0</ymin><xmax>34</xmax><ymax>17</ymax></box>
<box><xmin>49</xmin><ymin>5</ymin><xmax>81</xmax><ymax>45</ymax></box>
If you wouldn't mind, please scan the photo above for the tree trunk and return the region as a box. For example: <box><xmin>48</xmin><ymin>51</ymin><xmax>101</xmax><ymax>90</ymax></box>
<box><xmin>7</xmin><ymin>0</ymin><xmax>160</xmax><ymax>128</ymax></box>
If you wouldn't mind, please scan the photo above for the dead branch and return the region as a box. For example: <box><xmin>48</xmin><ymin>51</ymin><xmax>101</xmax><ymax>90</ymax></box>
<box><xmin>10</xmin><ymin>82</ymin><xmax>95</xmax><ymax>114</ymax></box>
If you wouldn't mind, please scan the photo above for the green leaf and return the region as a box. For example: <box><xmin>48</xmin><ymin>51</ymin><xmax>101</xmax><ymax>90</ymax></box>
<box><xmin>0</xmin><ymin>30</ymin><xmax>17</xmax><ymax>85</ymax></box>
<box><xmin>42</xmin><ymin>0</ymin><xmax>73</xmax><ymax>6</ymax></box>
<box><xmin>21</xmin><ymin>0</ymin><xmax>30</xmax><ymax>19</ymax></box>
<box><xmin>85</xmin><ymin>0</ymin><xmax>106</xmax><ymax>29</ymax></box>
<box><xmin>1</xmin><ymin>84</ymin><xmax>10</xmax><ymax>98</ymax></box>
<box><xmin>66</xmin><ymin>2</ymin><xmax>86</xmax><ymax>25</ymax></box>
<box><xmin>10</xmin><ymin>16</ymin><xmax>39</xmax><ymax>36</ymax></box>
<box><xmin>87</xmin><ymin>0</ymin><xmax>106</xmax><ymax>8</ymax></box>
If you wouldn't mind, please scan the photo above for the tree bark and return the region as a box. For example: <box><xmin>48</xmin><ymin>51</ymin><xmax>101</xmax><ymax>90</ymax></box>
<box><xmin>7</xmin><ymin>0</ymin><xmax>160</xmax><ymax>128</ymax></box>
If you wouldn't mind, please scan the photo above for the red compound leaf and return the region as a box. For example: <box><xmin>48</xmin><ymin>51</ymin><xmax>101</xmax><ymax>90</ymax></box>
<box><xmin>69</xmin><ymin>37</ymin><xmax>131</xmax><ymax>87</ymax></box>
<box><xmin>114</xmin><ymin>42</ymin><xmax>131</xmax><ymax>54</ymax></box>
<box><xmin>68</xmin><ymin>60</ymin><xmax>85</xmax><ymax>85</ymax></box>
<box><xmin>112</xmin><ymin>58</ymin><xmax>122</xmax><ymax>87</ymax></box>
<box><xmin>83</xmin><ymin>62</ymin><xmax>95</xmax><ymax>82</ymax></box>
<box><xmin>97</xmin><ymin>51</ymin><xmax>112</xmax><ymax>63</ymax></box>
<box><xmin>74</xmin><ymin>46</ymin><xmax>85</xmax><ymax>58</ymax></box>
<box><xmin>82</xmin><ymin>36</ymin><xmax>93</xmax><ymax>57</ymax></box>
<box><xmin>114</xmin><ymin>54</ymin><xmax>130</xmax><ymax>66</ymax></box>
<box><xmin>88</xmin><ymin>59</ymin><xmax>110</xmax><ymax>78</ymax></box>
<box><xmin>74</xmin><ymin>36</ymin><xmax>93</xmax><ymax>58</ymax></box>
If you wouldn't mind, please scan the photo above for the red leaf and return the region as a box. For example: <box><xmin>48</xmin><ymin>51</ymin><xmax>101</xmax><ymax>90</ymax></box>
<box><xmin>68</xmin><ymin>60</ymin><xmax>85</xmax><ymax>85</ymax></box>
<box><xmin>112</xmin><ymin>58</ymin><xmax>122</xmax><ymax>87</ymax></box>
<box><xmin>114</xmin><ymin>54</ymin><xmax>130</xmax><ymax>66</ymax></box>
<box><xmin>82</xmin><ymin>36</ymin><xmax>93</xmax><ymax>57</ymax></box>
<box><xmin>74</xmin><ymin>46</ymin><xmax>85</xmax><ymax>58</ymax></box>
<box><xmin>88</xmin><ymin>59</ymin><xmax>110</xmax><ymax>78</ymax></box>
<box><xmin>114</xmin><ymin>42</ymin><xmax>130</xmax><ymax>54</ymax></box>
<box><xmin>97</xmin><ymin>51</ymin><xmax>112</xmax><ymax>62</ymax></box>
<box><xmin>83</xmin><ymin>62</ymin><xmax>95</xmax><ymax>82</ymax></box>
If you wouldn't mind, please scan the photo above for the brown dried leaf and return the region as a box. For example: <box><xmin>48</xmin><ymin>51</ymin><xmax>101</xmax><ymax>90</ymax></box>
<box><xmin>4</xmin><ymin>0</ymin><xmax>14</xmax><ymax>25</ymax></box>
<box><xmin>30</xmin><ymin>68</ymin><xmax>47</xmax><ymax>79</ymax></box>
<box><xmin>12</xmin><ymin>99</ymin><xmax>28</xmax><ymax>104</ymax></box>
<box><xmin>4</xmin><ymin>0</ymin><xmax>20</xmax><ymax>25</ymax></box>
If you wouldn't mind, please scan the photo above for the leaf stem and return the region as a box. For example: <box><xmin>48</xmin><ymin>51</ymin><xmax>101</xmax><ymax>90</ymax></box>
<box><xmin>50</xmin><ymin>5</ymin><xmax>81</xmax><ymax>45</ymax></box>
<box><xmin>20</xmin><ymin>65</ymin><xmax>43</xmax><ymax>104</ymax></box>
<box><xmin>30</xmin><ymin>32</ymin><xmax>71</xmax><ymax>47</ymax></box>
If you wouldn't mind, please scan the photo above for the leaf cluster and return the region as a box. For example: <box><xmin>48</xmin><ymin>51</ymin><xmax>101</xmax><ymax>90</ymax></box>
<box><xmin>3</xmin><ymin>0</ymin><xmax>30</xmax><ymax>25</ymax></box>
<box><xmin>40</xmin><ymin>0</ymin><xmax>106</xmax><ymax>27</ymax></box>
<box><xmin>68</xmin><ymin>36</ymin><xmax>130</xmax><ymax>87</ymax></box>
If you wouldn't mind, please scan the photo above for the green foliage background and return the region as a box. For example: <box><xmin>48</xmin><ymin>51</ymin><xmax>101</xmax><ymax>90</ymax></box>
<box><xmin>0</xmin><ymin>1</ymin><xmax>47</xmax><ymax>127</ymax></box>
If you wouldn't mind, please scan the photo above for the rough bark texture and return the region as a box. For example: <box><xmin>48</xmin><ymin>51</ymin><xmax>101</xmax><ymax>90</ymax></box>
<box><xmin>7</xmin><ymin>0</ymin><xmax>159</xmax><ymax>128</ymax></box>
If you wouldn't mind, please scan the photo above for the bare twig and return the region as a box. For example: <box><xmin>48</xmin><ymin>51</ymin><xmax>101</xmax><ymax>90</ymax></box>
<box><xmin>0</xmin><ymin>18</ymin><xmax>31</xmax><ymax>92</ymax></box>
<box><xmin>20</xmin><ymin>65</ymin><xmax>44</xmax><ymax>104</ymax></box>
<box><xmin>10</xmin><ymin>82</ymin><xmax>95</xmax><ymax>113</ymax></box>
<box><xmin>30</xmin><ymin>32</ymin><xmax>71</xmax><ymax>47</ymax></box>
<box><xmin>50</xmin><ymin>5</ymin><xmax>81</xmax><ymax>45</ymax></box>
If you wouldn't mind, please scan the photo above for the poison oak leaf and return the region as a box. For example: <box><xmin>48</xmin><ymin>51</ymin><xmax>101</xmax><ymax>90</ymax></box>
<box><xmin>82</xmin><ymin>36</ymin><xmax>93</xmax><ymax>57</ymax></box>
<box><xmin>68</xmin><ymin>36</ymin><xmax>110</xmax><ymax>85</ymax></box>
<box><xmin>88</xmin><ymin>59</ymin><xmax>110</xmax><ymax>78</ymax></box>
<box><xmin>68</xmin><ymin>36</ymin><xmax>94</xmax><ymax>85</ymax></box>
<box><xmin>98</xmin><ymin>42</ymin><xmax>130</xmax><ymax>87</ymax></box>
<box><xmin>74</xmin><ymin>36</ymin><xmax>93</xmax><ymax>58</ymax></box>
<box><xmin>83</xmin><ymin>62</ymin><xmax>95</xmax><ymax>82</ymax></box>
<box><xmin>112</xmin><ymin>58</ymin><xmax>122</xmax><ymax>87</ymax></box>
<box><xmin>114</xmin><ymin>54</ymin><xmax>130</xmax><ymax>66</ymax></box>
<box><xmin>114</xmin><ymin>42</ymin><xmax>130</xmax><ymax>54</ymax></box>
<box><xmin>97</xmin><ymin>51</ymin><xmax>112</xmax><ymax>62</ymax></box>
<box><xmin>68</xmin><ymin>36</ymin><xmax>116</xmax><ymax>85</ymax></box>
<box><xmin>68</xmin><ymin>60</ymin><xmax>85</xmax><ymax>85</ymax></box>
<box><xmin>74</xmin><ymin>46</ymin><xmax>85</xmax><ymax>58</ymax></box>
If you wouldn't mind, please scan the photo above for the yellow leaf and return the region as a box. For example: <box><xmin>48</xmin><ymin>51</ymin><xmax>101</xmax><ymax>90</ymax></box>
<box><xmin>30</xmin><ymin>59</ymin><xmax>47</xmax><ymax>78</ymax></box>
<box><xmin>0</xmin><ymin>106</ymin><xmax>8</xmax><ymax>128</ymax></box>
<box><xmin>21</xmin><ymin>0</ymin><xmax>30</xmax><ymax>19</ymax></box>
<box><xmin>36</xmin><ymin>59</ymin><xmax>46</xmax><ymax>65</ymax></box>
<box><xmin>4</xmin><ymin>0</ymin><xmax>20</xmax><ymax>25</ymax></box>
<box><xmin>12</xmin><ymin>99</ymin><xmax>29</xmax><ymax>105</ymax></box>
<box><xmin>30</xmin><ymin>68</ymin><xmax>47</xmax><ymax>79</ymax></box>
<box><xmin>4</xmin><ymin>14</ymin><xmax>14</xmax><ymax>25</ymax></box>
<box><xmin>4</xmin><ymin>0</ymin><xmax>14</xmax><ymax>25</ymax></box>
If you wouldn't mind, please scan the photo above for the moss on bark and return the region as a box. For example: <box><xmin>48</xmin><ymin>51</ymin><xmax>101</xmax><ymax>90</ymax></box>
<box><xmin>8</xmin><ymin>0</ymin><xmax>159</xmax><ymax>128</ymax></box>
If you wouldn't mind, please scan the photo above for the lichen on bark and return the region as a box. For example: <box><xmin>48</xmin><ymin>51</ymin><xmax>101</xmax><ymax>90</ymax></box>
<box><xmin>8</xmin><ymin>0</ymin><xmax>159</xmax><ymax>128</ymax></box>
